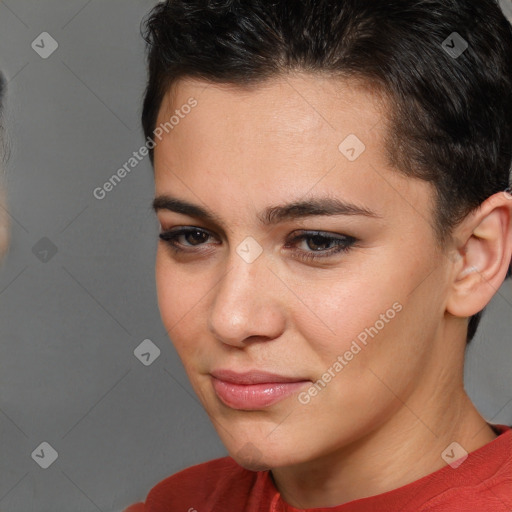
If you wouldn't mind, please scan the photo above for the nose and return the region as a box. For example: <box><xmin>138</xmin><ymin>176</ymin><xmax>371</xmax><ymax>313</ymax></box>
<box><xmin>207</xmin><ymin>249</ymin><xmax>286</xmax><ymax>348</ymax></box>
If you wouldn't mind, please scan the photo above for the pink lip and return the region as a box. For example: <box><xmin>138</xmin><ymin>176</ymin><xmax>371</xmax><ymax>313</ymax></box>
<box><xmin>210</xmin><ymin>369</ymin><xmax>310</xmax><ymax>410</ymax></box>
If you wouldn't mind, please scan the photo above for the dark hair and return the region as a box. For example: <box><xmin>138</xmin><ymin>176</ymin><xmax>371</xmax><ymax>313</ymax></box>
<box><xmin>141</xmin><ymin>0</ymin><xmax>512</xmax><ymax>343</ymax></box>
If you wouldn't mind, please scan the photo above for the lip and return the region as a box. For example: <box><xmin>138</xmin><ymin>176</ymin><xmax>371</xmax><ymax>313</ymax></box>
<box><xmin>211</xmin><ymin>369</ymin><xmax>307</xmax><ymax>385</ymax></box>
<box><xmin>210</xmin><ymin>369</ymin><xmax>310</xmax><ymax>410</ymax></box>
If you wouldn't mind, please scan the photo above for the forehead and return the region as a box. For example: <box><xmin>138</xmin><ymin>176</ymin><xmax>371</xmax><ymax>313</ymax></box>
<box><xmin>156</xmin><ymin>73</ymin><xmax>389</xmax><ymax>153</ymax></box>
<box><xmin>153</xmin><ymin>73</ymin><xmax>432</xmax><ymax>231</ymax></box>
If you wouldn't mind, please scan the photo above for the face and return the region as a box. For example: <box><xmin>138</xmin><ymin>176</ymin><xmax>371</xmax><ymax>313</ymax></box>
<box><xmin>153</xmin><ymin>74</ymin><xmax>452</xmax><ymax>470</ymax></box>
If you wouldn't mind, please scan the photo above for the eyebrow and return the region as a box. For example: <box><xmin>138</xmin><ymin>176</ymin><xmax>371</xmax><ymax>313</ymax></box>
<box><xmin>152</xmin><ymin>195</ymin><xmax>381</xmax><ymax>227</ymax></box>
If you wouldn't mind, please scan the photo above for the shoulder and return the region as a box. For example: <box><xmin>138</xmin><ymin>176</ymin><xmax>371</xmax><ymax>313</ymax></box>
<box><xmin>127</xmin><ymin>456</ymin><xmax>265</xmax><ymax>512</ymax></box>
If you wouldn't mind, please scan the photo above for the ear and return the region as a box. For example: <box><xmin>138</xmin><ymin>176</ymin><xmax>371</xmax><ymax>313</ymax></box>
<box><xmin>446</xmin><ymin>189</ymin><xmax>512</xmax><ymax>318</ymax></box>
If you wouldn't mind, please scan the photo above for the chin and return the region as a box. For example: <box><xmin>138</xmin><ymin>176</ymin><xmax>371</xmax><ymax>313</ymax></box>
<box><xmin>226</xmin><ymin>439</ymin><xmax>270</xmax><ymax>471</ymax></box>
<box><xmin>234</xmin><ymin>454</ymin><xmax>272</xmax><ymax>471</ymax></box>
<box><xmin>227</xmin><ymin>436</ymin><xmax>307</xmax><ymax>472</ymax></box>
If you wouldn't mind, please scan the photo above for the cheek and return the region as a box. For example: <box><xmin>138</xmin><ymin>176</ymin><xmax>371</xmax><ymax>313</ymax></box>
<box><xmin>155</xmin><ymin>251</ymin><xmax>225</xmax><ymax>376</ymax></box>
<box><xmin>309</xmin><ymin>269</ymin><xmax>441</xmax><ymax>409</ymax></box>
<box><xmin>290</xmin><ymin>268</ymin><xmax>403</xmax><ymax>361</ymax></box>
<box><xmin>155</xmin><ymin>253</ymin><xmax>206</xmax><ymax>344</ymax></box>
<box><xmin>292</xmin><ymin>258</ymin><xmax>435</xmax><ymax>407</ymax></box>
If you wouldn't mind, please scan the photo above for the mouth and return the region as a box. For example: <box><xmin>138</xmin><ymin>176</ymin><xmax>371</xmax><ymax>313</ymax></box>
<box><xmin>210</xmin><ymin>369</ymin><xmax>310</xmax><ymax>410</ymax></box>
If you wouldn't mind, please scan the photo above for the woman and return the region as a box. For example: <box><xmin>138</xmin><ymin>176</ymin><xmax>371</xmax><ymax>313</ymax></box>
<box><xmin>127</xmin><ymin>0</ymin><xmax>512</xmax><ymax>510</ymax></box>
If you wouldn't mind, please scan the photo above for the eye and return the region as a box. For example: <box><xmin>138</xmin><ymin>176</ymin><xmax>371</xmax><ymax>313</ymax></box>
<box><xmin>158</xmin><ymin>227</ymin><xmax>356</xmax><ymax>262</ymax></box>
<box><xmin>284</xmin><ymin>231</ymin><xmax>356</xmax><ymax>263</ymax></box>
<box><xmin>159</xmin><ymin>227</ymin><xmax>216</xmax><ymax>253</ymax></box>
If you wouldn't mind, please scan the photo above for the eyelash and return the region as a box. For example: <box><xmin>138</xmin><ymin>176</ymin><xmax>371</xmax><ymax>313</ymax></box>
<box><xmin>158</xmin><ymin>227</ymin><xmax>356</xmax><ymax>263</ymax></box>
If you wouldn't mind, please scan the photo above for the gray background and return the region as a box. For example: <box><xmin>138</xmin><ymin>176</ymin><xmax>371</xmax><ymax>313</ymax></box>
<box><xmin>0</xmin><ymin>1</ymin><xmax>511</xmax><ymax>511</ymax></box>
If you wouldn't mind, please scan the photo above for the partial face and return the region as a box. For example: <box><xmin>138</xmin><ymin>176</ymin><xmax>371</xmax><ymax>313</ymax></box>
<box><xmin>153</xmin><ymin>74</ymin><xmax>450</xmax><ymax>469</ymax></box>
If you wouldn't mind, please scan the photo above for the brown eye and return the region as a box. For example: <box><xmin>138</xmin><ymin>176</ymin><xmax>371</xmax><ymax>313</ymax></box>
<box><xmin>285</xmin><ymin>231</ymin><xmax>357</xmax><ymax>263</ymax></box>
<box><xmin>159</xmin><ymin>227</ymin><xmax>216</xmax><ymax>252</ymax></box>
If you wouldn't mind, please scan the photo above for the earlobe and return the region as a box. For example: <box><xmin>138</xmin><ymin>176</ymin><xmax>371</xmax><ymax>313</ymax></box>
<box><xmin>446</xmin><ymin>191</ymin><xmax>512</xmax><ymax>318</ymax></box>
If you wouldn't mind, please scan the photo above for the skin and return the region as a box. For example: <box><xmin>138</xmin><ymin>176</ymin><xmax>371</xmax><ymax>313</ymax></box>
<box><xmin>152</xmin><ymin>73</ymin><xmax>512</xmax><ymax>508</ymax></box>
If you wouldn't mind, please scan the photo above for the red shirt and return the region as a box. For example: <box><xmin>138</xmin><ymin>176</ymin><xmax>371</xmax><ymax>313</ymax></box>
<box><xmin>125</xmin><ymin>424</ymin><xmax>512</xmax><ymax>511</ymax></box>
